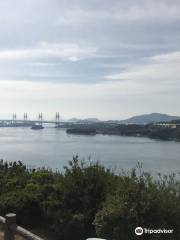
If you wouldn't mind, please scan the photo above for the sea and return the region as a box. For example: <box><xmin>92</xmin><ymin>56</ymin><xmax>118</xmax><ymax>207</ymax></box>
<box><xmin>0</xmin><ymin>127</ymin><xmax>179</xmax><ymax>176</ymax></box>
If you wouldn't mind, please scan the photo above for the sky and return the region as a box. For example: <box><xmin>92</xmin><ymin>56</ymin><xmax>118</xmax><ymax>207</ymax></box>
<box><xmin>0</xmin><ymin>0</ymin><xmax>180</xmax><ymax>120</ymax></box>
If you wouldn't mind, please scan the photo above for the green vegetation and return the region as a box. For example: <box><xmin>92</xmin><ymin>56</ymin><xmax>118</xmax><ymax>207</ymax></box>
<box><xmin>0</xmin><ymin>158</ymin><xmax>180</xmax><ymax>239</ymax></box>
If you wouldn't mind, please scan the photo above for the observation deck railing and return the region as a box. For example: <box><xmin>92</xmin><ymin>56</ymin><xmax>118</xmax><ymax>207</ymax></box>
<box><xmin>0</xmin><ymin>213</ymin><xmax>44</xmax><ymax>240</ymax></box>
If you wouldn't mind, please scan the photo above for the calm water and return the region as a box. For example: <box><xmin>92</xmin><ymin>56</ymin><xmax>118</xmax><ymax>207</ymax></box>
<box><xmin>0</xmin><ymin>127</ymin><xmax>179</xmax><ymax>175</ymax></box>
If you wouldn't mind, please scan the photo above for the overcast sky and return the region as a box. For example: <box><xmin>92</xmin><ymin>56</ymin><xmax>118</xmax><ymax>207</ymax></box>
<box><xmin>0</xmin><ymin>0</ymin><xmax>180</xmax><ymax>120</ymax></box>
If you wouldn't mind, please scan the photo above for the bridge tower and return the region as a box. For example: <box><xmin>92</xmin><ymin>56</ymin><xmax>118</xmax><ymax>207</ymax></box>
<box><xmin>24</xmin><ymin>113</ymin><xmax>28</xmax><ymax>121</ymax></box>
<box><xmin>12</xmin><ymin>113</ymin><xmax>16</xmax><ymax>124</ymax></box>
<box><xmin>38</xmin><ymin>112</ymin><xmax>43</xmax><ymax>126</ymax></box>
<box><xmin>55</xmin><ymin>112</ymin><xmax>60</xmax><ymax>127</ymax></box>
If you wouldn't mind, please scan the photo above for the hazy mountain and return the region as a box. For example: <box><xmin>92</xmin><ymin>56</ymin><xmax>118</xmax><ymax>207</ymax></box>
<box><xmin>84</xmin><ymin>118</ymin><xmax>100</xmax><ymax>122</ymax></box>
<box><xmin>68</xmin><ymin>118</ymin><xmax>100</xmax><ymax>123</ymax></box>
<box><xmin>119</xmin><ymin>113</ymin><xmax>180</xmax><ymax>124</ymax></box>
<box><xmin>68</xmin><ymin>118</ymin><xmax>81</xmax><ymax>122</ymax></box>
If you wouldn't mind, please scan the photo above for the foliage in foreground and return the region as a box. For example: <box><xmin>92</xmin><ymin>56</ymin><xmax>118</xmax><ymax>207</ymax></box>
<box><xmin>0</xmin><ymin>158</ymin><xmax>179</xmax><ymax>240</ymax></box>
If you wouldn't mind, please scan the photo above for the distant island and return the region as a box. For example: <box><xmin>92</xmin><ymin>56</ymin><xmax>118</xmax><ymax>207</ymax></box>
<box><xmin>64</xmin><ymin>113</ymin><xmax>180</xmax><ymax>140</ymax></box>
<box><xmin>66</xmin><ymin>127</ymin><xmax>97</xmax><ymax>135</ymax></box>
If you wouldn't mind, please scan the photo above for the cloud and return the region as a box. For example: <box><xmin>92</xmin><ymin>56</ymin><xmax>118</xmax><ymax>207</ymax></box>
<box><xmin>56</xmin><ymin>1</ymin><xmax>180</xmax><ymax>26</ymax></box>
<box><xmin>105</xmin><ymin>51</ymin><xmax>180</xmax><ymax>83</ymax></box>
<box><xmin>0</xmin><ymin>79</ymin><xmax>122</xmax><ymax>119</ymax></box>
<box><xmin>150</xmin><ymin>51</ymin><xmax>180</xmax><ymax>63</ymax></box>
<box><xmin>0</xmin><ymin>42</ymin><xmax>98</xmax><ymax>61</ymax></box>
<box><xmin>68</xmin><ymin>56</ymin><xmax>81</xmax><ymax>62</ymax></box>
<box><xmin>0</xmin><ymin>1</ymin><xmax>180</xmax><ymax>119</ymax></box>
<box><xmin>1</xmin><ymin>56</ymin><xmax>180</xmax><ymax>120</ymax></box>
<box><xmin>115</xmin><ymin>1</ymin><xmax>180</xmax><ymax>22</ymax></box>
<box><xmin>103</xmin><ymin>50</ymin><xmax>180</xmax><ymax>113</ymax></box>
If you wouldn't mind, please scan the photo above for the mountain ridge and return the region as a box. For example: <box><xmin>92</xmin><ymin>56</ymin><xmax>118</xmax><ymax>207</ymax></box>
<box><xmin>67</xmin><ymin>113</ymin><xmax>180</xmax><ymax>125</ymax></box>
<box><xmin>119</xmin><ymin>113</ymin><xmax>180</xmax><ymax>124</ymax></box>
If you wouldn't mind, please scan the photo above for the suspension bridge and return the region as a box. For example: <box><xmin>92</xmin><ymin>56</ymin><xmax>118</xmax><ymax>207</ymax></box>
<box><xmin>0</xmin><ymin>112</ymin><xmax>70</xmax><ymax>128</ymax></box>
